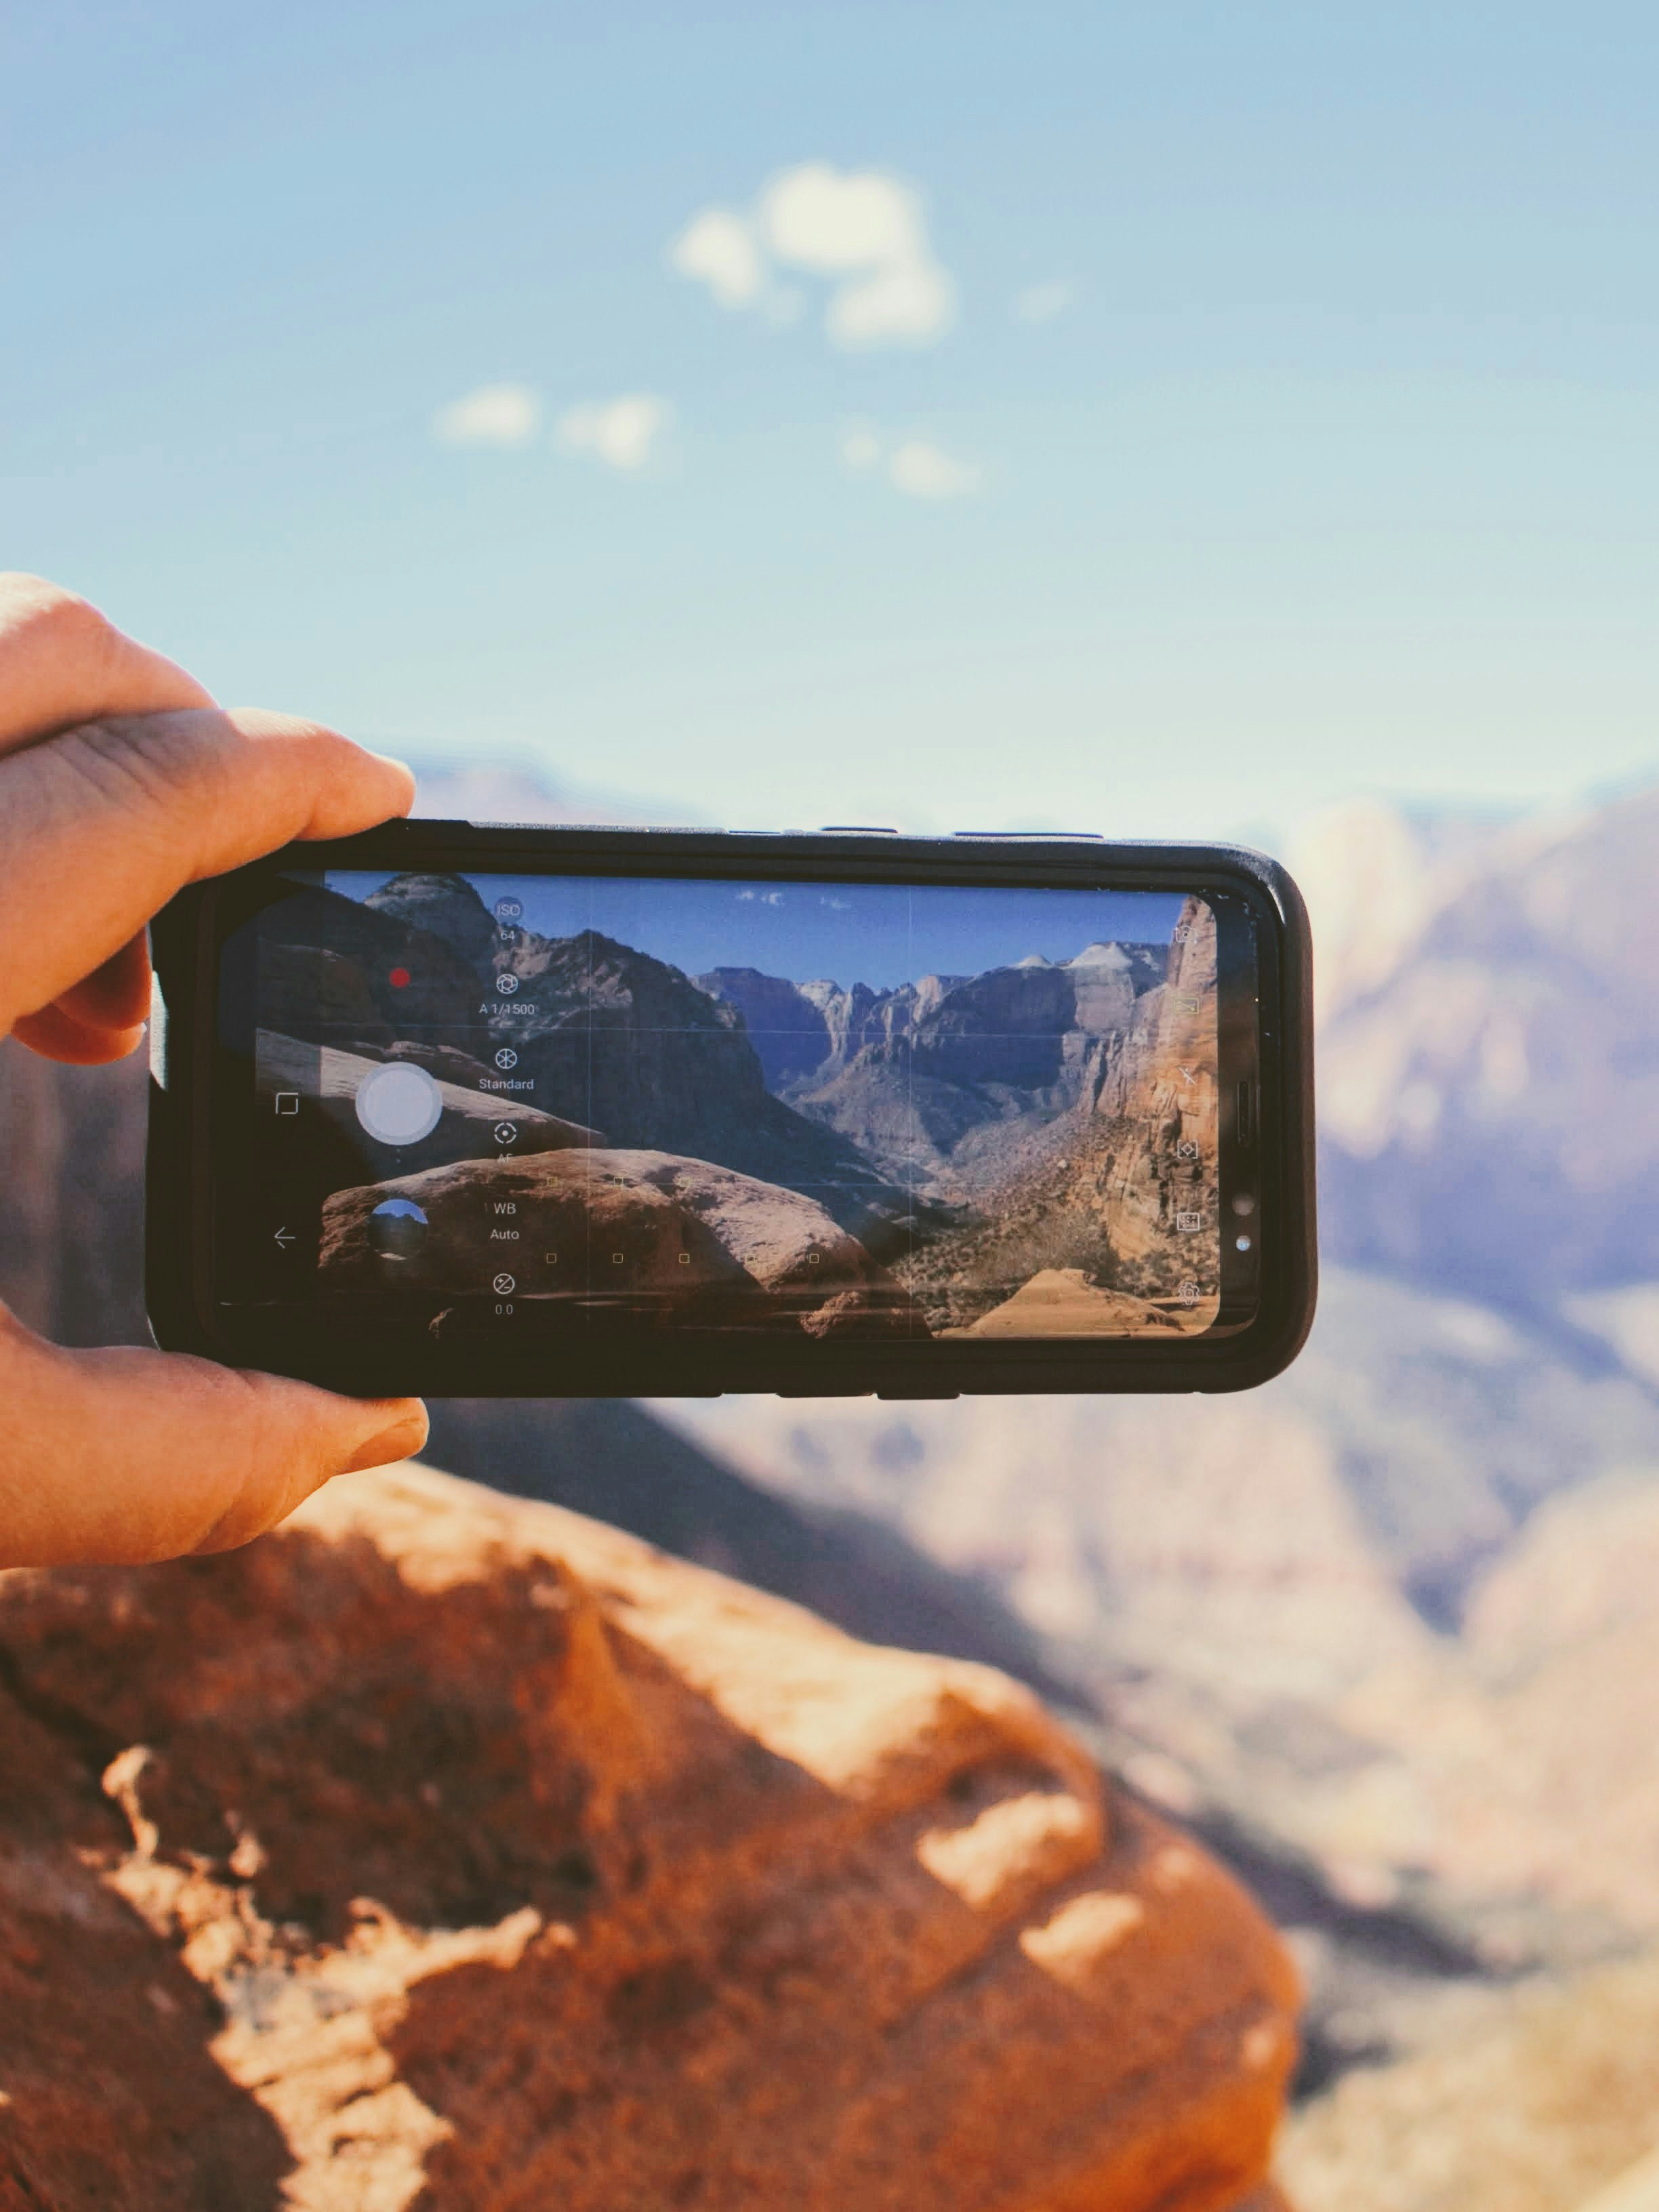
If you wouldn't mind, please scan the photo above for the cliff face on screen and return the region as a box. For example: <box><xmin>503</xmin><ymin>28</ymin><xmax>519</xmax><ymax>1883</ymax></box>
<box><xmin>887</xmin><ymin>899</ymin><xmax>1219</xmax><ymax>1333</ymax></box>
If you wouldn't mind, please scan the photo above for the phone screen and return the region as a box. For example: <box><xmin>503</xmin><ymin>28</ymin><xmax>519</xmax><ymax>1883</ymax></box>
<box><xmin>222</xmin><ymin>863</ymin><xmax>1254</xmax><ymax>1344</ymax></box>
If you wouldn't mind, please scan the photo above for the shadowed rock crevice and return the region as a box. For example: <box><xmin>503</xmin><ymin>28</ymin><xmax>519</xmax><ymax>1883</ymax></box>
<box><xmin>0</xmin><ymin>1676</ymin><xmax>293</xmax><ymax>2212</ymax></box>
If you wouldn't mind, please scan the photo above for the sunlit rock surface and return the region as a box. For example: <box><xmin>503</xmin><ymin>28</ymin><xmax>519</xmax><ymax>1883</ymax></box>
<box><xmin>0</xmin><ymin>1462</ymin><xmax>1297</xmax><ymax>2212</ymax></box>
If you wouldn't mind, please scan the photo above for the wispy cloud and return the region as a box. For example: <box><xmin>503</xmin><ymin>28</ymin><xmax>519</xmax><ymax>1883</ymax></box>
<box><xmin>670</xmin><ymin>163</ymin><xmax>956</xmax><ymax>350</ymax></box>
<box><xmin>430</xmin><ymin>383</ymin><xmax>541</xmax><ymax>447</ymax></box>
<box><xmin>1012</xmin><ymin>279</ymin><xmax>1077</xmax><ymax>325</ymax></box>
<box><xmin>889</xmin><ymin>441</ymin><xmax>982</xmax><ymax>499</ymax></box>
<box><xmin>842</xmin><ymin>425</ymin><xmax>983</xmax><ymax>500</ymax></box>
<box><xmin>556</xmin><ymin>395</ymin><xmax>670</xmax><ymax>471</ymax></box>
<box><xmin>670</xmin><ymin>209</ymin><xmax>766</xmax><ymax>307</ymax></box>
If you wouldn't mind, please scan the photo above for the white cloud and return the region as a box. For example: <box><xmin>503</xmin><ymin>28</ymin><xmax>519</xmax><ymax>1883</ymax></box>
<box><xmin>556</xmin><ymin>394</ymin><xmax>670</xmax><ymax>472</ymax></box>
<box><xmin>758</xmin><ymin>163</ymin><xmax>926</xmax><ymax>274</ymax></box>
<box><xmin>828</xmin><ymin>258</ymin><xmax>956</xmax><ymax>349</ymax></box>
<box><xmin>431</xmin><ymin>383</ymin><xmax>541</xmax><ymax>448</ymax></box>
<box><xmin>670</xmin><ymin>161</ymin><xmax>955</xmax><ymax>350</ymax></box>
<box><xmin>888</xmin><ymin>440</ymin><xmax>981</xmax><ymax>500</ymax></box>
<box><xmin>1012</xmin><ymin>279</ymin><xmax>1076</xmax><ymax>325</ymax></box>
<box><xmin>842</xmin><ymin>424</ymin><xmax>984</xmax><ymax>498</ymax></box>
<box><xmin>669</xmin><ymin>208</ymin><xmax>765</xmax><ymax>307</ymax></box>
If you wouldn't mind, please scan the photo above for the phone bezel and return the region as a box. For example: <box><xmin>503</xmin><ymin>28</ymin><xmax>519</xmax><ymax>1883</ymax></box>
<box><xmin>148</xmin><ymin>822</ymin><xmax>1316</xmax><ymax>1397</ymax></box>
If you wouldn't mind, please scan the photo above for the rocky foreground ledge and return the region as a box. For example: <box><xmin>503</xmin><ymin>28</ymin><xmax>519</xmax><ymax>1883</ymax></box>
<box><xmin>0</xmin><ymin>1463</ymin><xmax>1298</xmax><ymax>2211</ymax></box>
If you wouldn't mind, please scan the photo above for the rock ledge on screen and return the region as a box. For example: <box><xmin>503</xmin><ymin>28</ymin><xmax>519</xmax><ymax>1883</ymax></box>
<box><xmin>258</xmin><ymin>1028</ymin><xmax>600</xmax><ymax>1171</ymax></box>
<box><xmin>320</xmin><ymin>1147</ymin><xmax>931</xmax><ymax>1334</ymax></box>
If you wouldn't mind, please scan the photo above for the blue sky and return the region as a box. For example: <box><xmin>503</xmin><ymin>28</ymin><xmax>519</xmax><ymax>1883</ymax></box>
<box><xmin>7</xmin><ymin>1</ymin><xmax>1659</xmax><ymax>845</ymax></box>
<box><xmin>327</xmin><ymin>871</ymin><xmax>1186</xmax><ymax>991</ymax></box>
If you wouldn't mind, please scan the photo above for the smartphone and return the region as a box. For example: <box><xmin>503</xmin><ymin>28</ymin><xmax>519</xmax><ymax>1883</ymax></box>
<box><xmin>147</xmin><ymin>823</ymin><xmax>1315</xmax><ymax>1397</ymax></box>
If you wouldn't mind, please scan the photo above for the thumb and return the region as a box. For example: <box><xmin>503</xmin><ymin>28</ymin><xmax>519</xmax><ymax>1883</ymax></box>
<box><xmin>0</xmin><ymin>1311</ymin><xmax>428</xmax><ymax>1568</ymax></box>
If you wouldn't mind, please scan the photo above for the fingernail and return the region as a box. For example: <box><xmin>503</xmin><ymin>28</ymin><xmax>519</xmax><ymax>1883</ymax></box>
<box><xmin>369</xmin><ymin>752</ymin><xmax>419</xmax><ymax>816</ymax></box>
<box><xmin>340</xmin><ymin>1401</ymin><xmax>428</xmax><ymax>1474</ymax></box>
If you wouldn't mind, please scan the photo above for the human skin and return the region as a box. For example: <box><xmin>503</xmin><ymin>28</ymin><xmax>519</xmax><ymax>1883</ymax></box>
<box><xmin>0</xmin><ymin>573</ymin><xmax>428</xmax><ymax>1568</ymax></box>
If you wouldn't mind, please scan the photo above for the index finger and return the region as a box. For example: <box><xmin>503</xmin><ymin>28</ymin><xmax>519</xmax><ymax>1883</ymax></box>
<box><xmin>0</xmin><ymin>708</ymin><xmax>415</xmax><ymax>1037</ymax></box>
<box><xmin>0</xmin><ymin>573</ymin><xmax>214</xmax><ymax>751</ymax></box>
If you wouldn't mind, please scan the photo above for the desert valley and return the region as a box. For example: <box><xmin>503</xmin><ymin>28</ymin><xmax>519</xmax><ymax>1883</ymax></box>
<box><xmin>251</xmin><ymin>869</ymin><xmax>1221</xmax><ymax>1336</ymax></box>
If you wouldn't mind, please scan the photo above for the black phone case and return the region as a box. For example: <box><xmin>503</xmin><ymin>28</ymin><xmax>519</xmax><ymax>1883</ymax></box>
<box><xmin>147</xmin><ymin>823</ymin><xmax>1317</xmax><ymax>1398</ymax></box>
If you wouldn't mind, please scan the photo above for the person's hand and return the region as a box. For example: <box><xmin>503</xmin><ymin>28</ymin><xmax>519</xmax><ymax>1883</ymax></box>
<box><xmin>0</xmin><ymin>573</ymin><xmax>428</xmax><ymax>1568</ymax></box>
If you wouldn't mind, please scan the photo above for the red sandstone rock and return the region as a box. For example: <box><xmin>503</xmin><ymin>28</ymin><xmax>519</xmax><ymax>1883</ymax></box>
<box><xmin>0</xmin><ymin>1464</ymin><xmax>1297</xmax><ymax>2211</ymax></box>
<box><xmin>321</xmin><ymin>1147</ymin><xmax>928</xmax><ymax>1335</ymax></box>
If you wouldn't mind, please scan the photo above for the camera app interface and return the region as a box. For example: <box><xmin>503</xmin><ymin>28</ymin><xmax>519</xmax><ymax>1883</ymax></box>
<box><xmin>240</xmin><ymin>868</ymin><xmax>1222</xmax><ymax>1340</ymax></box>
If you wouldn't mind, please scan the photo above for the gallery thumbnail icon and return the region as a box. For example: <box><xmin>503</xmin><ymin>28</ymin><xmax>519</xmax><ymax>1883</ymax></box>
<box><xmin>369</xmin><ymin>1197</ymin><xmax>428</xmax><ymax>1257</ymax></box>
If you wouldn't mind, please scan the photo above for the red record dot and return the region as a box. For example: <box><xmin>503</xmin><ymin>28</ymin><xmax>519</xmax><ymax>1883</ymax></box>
<box><xmin>389</xmin><ymin>966</ymin><xmax>411</xmax><ymax>989</ymax></box>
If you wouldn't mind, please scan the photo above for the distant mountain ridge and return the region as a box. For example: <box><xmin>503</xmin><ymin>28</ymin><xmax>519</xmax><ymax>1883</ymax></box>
<box><xmin>698</xmin><ymin>941</ymin><xmax>1168</xmax><ymax>1192</ymax></box>
<box><xmin>1300</xmin><ymin>787</ymin><xmax>1659</xmax><ymax>1308</ymax></box>
<box><xmin>363</xmin><ymin>869</ymin><xmax>500</xmax><ymax>966</ymax></box>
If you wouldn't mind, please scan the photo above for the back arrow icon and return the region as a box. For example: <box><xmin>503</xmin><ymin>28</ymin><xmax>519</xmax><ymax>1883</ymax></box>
<box><xmin>274</xmin><ymin>1227</ymin><xmax>295</xmax><ymax>1249</ymax></box>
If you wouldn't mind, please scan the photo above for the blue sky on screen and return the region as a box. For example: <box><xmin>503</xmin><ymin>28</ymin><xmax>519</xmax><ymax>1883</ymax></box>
<box><xmin>327</xmin><ymin>870</ymin><xmax>1187</xmax><ymax>992</ymax></box>
<box><xmin>7</xmin><ymin>2</ymin><xmax>1659</xmax><ymax>844</ymax></box>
